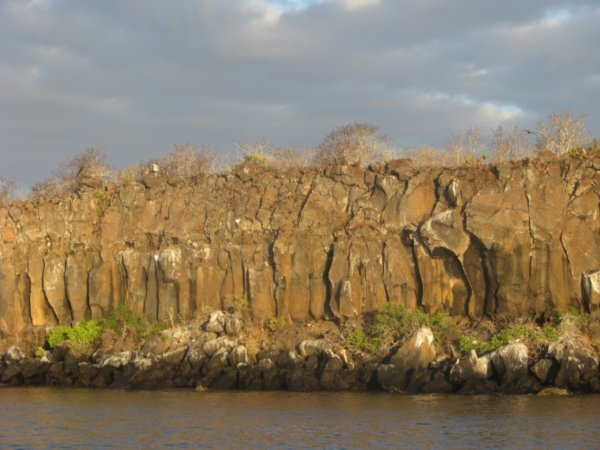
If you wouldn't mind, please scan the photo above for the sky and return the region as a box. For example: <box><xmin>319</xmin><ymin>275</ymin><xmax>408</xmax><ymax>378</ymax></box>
<box><xmin>1</xmin><ymin>0</ymin><xmax>599</xmax><ymax>190</ymax></box>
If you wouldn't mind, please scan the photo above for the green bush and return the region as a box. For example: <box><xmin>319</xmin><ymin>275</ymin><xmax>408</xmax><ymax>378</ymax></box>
<box><xmin>99</xmin><ymin>305</ymin><xmax>144</xmax><ymax>335</ymax></box>
<box><xmin>46</xmin><ymin>306</ymin><xmax>169</xmax><ymax>348</ymax></box>
<box><xmin>266</xmin><ymin>316</ymin><xmax>286</xmax><ymax>332</ymax></box>
<box><xmin>232</xmin><ymin>296</ymin><xmax>250</xmax><ymax>312</ymax></box>
<box><xmin>95</xmin><ymin>189</ymin><xmax>109</xmax><ymax>217</ymax></box>
<box><xmin>345</xmin><ymin>303</ymin><xmax>460</xmax><ymax>352</ymax></box>
<box><xmin>47</xmin><ymin>320</ymin><xmax>103</xmax><ymax>348</ymax></box>
<box><xmin>458</xmin><ymin>323</ymin><xmax>561</xmax><ymax>355</ymax></box>
<box><xmin>346</xmin><ymin>325</ymin><xmax>382</xmax><ymax>351</ymax></box>
<box><xmin>34</xmin><ymin>347</ymin><xmax>45</xmax><ymax>358</ymax></box>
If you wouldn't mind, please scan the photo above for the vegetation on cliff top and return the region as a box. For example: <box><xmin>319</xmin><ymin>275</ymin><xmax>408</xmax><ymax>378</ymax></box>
<box><xmin>1</xmin><ymin>112</ymin><xmax>597</xmax><ymax>205</ymax></box>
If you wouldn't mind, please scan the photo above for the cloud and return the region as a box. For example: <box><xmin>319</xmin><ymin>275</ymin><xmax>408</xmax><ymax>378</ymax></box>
<box><xmin>1</xmin><ymin>0</ymin><xmax>599</xmax><ymax>190</ymax></box>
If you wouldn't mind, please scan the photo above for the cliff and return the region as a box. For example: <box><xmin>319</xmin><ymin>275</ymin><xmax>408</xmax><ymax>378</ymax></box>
<box><xmin>1</xmin><ymin>152</ymin><xmax>599</xmax><ymax>345</ymax></box>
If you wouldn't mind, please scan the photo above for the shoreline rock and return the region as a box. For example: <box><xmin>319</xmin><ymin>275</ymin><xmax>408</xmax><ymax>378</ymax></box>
<box><xmin>1</xmin><ymin>316</ymin><xmax>598</xmax><ymax>395</ymax></box>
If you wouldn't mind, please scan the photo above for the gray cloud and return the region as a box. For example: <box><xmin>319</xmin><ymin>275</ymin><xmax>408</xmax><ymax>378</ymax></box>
<box><xmin>1</xmin><ymin>0</ymin><xmax>599</xmax><ymax>190</ymax></box>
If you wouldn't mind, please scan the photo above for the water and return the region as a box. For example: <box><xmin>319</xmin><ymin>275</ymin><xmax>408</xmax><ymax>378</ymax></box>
<box><xmin>0</xmin><ymin>388</ymin><xmax>598</xmax><ymax>449</ymax></box>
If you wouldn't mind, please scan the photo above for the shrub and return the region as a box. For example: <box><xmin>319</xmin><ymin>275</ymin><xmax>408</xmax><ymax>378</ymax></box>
<box><xmin>266</xmin><ymin>316</ymin><xmax>287</xmax><ymax>332</ymax></box>
<box><xmin>490</xmin><ymin>125</ymin><xmax>534</xmax><ymax>162</ymax></box>
<box><xmin>234</xmin><ymin>141</ymin><xmax>311</xmax><ymax>171</ymax></box>
<box><xmin>159</xmin><ymin>144</ymin><xmax>216</xmax><ymax>178</ymax></box>
<box><xmin>345</xmin><ymin>303</ymin><xmax>459</xmax><ymax>352</ymax></box>
<box><xmin>100</xmin><ymin>304</ymin><xmax>145</xmax><ymax>336</ymax></box>
<box><xmin>0</xmin><ymin>177</ymin><xmax>15</xmax><ymax>205</ymax></box>
<box><xmin>47</xmin><ymin>321</ymin><xmax>104</xmax><ymax>348</ymax></box>
<box><xmin>458</xmin><ymin>323</ymin><xmax>560</xmax><ymax>355</ymax></box>
<box><xmin>314</xmin><ymin>123</ymin><xmax>393</xmax><ymax>167</ymax></box>
<box><xmin>95</xmin><ymin>189</ymin><xmax>109</xmax><ymax>217</ymax></box>
<box><xmin>34</xmin><ymin>347</ymin><xmax>45</xmax><ymax>358</ymax></box>
<box><xmin>62</xmin><ymin>146</ymin><xmax>113</xmax><ymax>179</ymax></box>
<box><xmin>31</xmin><ymin>146</ymin><xmax>112</xmax><ymax>199</ymax></box>
<box><xmin>403</xmin><ymin>146</ymin><xmax>455</xmax><ymax>168</ymax></box>
<box><xmin>231</xmin><ymin>296</ymin><xmax>250</xmax><ymax>312</ymax></box>
<box><xmin>536</xmin><ymin>113</ymin><xmax>590</xmax><ymax>155</ymax></box>
<box><xmin>346</xmin><ymin>325</ymin><xmax>381</xmax><ymax>351</ymax></box>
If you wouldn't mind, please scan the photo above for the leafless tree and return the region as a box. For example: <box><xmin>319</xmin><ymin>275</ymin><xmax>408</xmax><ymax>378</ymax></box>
<box><xmin>536</xmin><ymin>113</ymin><xmax>590</xmax><ymax>155</ymax></box>
<box><xmin>314</xmin><ymin>123</ymin><xmax>393</xmax><ymax>166</ymax></box>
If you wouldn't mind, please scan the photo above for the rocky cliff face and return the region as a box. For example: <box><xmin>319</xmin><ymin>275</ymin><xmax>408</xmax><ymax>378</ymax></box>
<box><xmin>1</xmin><ymin>153</ymin><xmax>599</xmax><ymax>341</ymax></box>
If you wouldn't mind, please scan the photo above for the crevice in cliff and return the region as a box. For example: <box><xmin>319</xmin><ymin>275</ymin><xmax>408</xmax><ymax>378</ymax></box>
<box><xmin>524</xmin><ymin>184</ymin><xmax>535</xmax><ymax>281</ymax></box>
<box><xmin>380</xmin><ymin>244</ymin><xmax>391</xmax><ymax>305</ymax></box>
<box><xmin>429</xmin><ymin>170</ymin><xmax>447</xmax><ymax>217</ymax></box>
<box><xmin>322</xmin><ymin>243</ymin><xmax>335</xmax><ymax>319</ymax></box>
<box><xmin>267</xmin><ymin>238</ymin><xmax>279</xmax><ymax>316</ymax></box>
<box><xmin>405</xmin><ymin>230</ymin><xmax>424</xmax><ymax>310</ymax></box>
<box><xmin>296</xmin><ymin>178</ymin><xmax>317</xmax><ymax>226</ymax></box>
<box><xmin>559</xmin><ymin>230</ymin><xmax>574</xmax><ymax>278</ymax></box>
<box><xmin>461</xmin><ymin>205</ymin><xmax>497</xmax><ymax>317</ymax></box>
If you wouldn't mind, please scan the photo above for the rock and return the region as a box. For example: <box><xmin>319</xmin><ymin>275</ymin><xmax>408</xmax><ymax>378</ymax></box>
<box><xmin>405</xmin><ymin>368</ymin><xmax>433</xmax><ymax>394</ymax></box>
<box><xmin>458</xmin><ymin>377</ymin><xmax>497</xmax><ymax>394</ymax></box>
<box><xmin>228</xmin><ymin>346</ymin><xmax>249</xmax><ymax>368</ymax></box>
<box><xmin>548</xmin><ymin>338</ymin><xmax>599</xmax><ymax>392</ymax></box>
<box><xmin>257</xmin><ymin>358</ymin><xmax>275</xmax><ymax>371</ymax></box>
<box><xmin>298</xmin><ymin>339</ymin><xmax>333</xmax><ymax>357</ymax></box>
<box><xmin>449</xmin><ymin>350</ymin><xmax>492</xmax><ymax>385</ymax></box>
<box><xmin>538</xmin><ymin>387</ymin><xmax>571</xmax><ymax>396</ymax></box>
<box><xmin>501</xmin><ymin>376</ymin><xmax>542</xmax><ymax>394</ymax></box>
<box><xmin>421</xmin><ymin>371</ymin><xmax>454</xmax><ymax>394</ymax></box>
<box><xmin>491</xmin><ymin>343</ymin><xmax>529</xmax><ymax>385</ymax></box>
<box><xmin>203</xmin><ymin>336</ymin><xmax>237</xmax><ymax>357</ymax></box>
<box><xmin>205</xmin><ymin>311</ymin><xmax>227</xmax><ymax>334</ymax></box>
<box><xmin>376</xmin><ymin>364</ymin><xmax>405</xmax><ymax>392</ymax></box>
<box><xmin>390</xmin><ymin>327</ymin><xmax>436</xmax><ymax>367</ymax></box>
<box><xmin>4</xmin><ymin>346</ymin><xmax>25</xmax><ymax>362</ymax></box>
<box><xmin>225</xmin><ymin>315</ymin><xmax>244</xmax><ymax>337</ymax></box>
<box><xmin>530</xmin><ymin>358</ymin><xmax>556</xmax><ymax>385</ymax></box>
<box><xmin>2</xmin><ymin>154</ymin><xmax>600</xmax><ymax>352</ymax></box>
<box><xmin>582</xmin><ymin>270</ymin><xmax>600</xmax><ymax>313</ymax></box>
<box><xmin>101</xmin><ymin>351</ymin><xmax>134</xmax><ymax>369</ymax></box>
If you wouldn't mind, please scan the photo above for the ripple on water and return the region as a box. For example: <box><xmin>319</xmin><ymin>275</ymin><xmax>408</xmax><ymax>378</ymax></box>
<box><xmin>0</xmin><ymin>388</ymin><xmax>599</xmax><ymax>449</ymax></box>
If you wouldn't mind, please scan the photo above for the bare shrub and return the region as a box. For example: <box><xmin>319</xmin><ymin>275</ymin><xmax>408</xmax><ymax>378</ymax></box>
<box><xmin>60</xmin><ymin>146</ymin><xmax>113</xmax><ymax>180</ymax></box>
<box><xmin>234</xmin><ymin>140</ymin><xmax>313</xmax><ymax>171</ymax></box>
<box><xmin>314</xmin><ymin>123</ymin><xmax>393</xmax><ymax>166</ymax></box>
<box><xmin>30</xmin><ymin>146</ymin><xmax>112</xmax><ymax>199</ymax></box>
<box><xmin>536</xmin><ymin>113</ymin><xmax>590</xmax><ymax>155</ymax></box>
<box><xmin>117</xmin><ymin>163</ymin><xmax>146</xmax><ymax>184</ymax></box>
<box><xmin>0</xmin><ymin>177</ymin><xmax>15</xmax><ymax>205</ymax></box>
<box><xmin>403</xmin><ymin>146</ymin><xmax>456</xmax><ymax>168</ymax></box>
<box><xmin>160</xmin><ymin>144</ymin><xmax>216</xmax><ymax>178</ymax></box>
<box><xmin>490</xmin><ymin>125</ymin><xmax>535</xmax><ymax>163</ymax></box>
<box><xmin>447</xmin><ymin>127</ymin><xmax>487</xmax><ymax>165</ymax></box>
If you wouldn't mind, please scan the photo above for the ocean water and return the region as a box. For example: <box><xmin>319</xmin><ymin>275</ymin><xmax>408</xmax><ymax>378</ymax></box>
<box><xmin>0</xmin><ymin>388</ymin><xmax>598</xmax><ymax>449</ymax></box>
